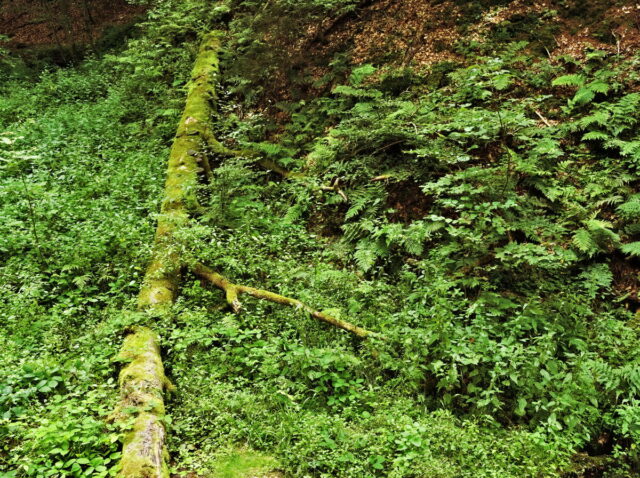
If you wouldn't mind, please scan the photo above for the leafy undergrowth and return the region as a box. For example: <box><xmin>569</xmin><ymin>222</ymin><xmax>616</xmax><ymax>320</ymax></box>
<box><xmin>2</xmin><ymin>1</ymin><xmax>640</xmax><ymax>477</ymax></box>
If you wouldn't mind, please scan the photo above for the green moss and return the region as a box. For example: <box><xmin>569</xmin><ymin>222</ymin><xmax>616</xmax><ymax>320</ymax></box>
<box><xmin>138</xmin><ymin>278</ymin><xmax>176</xmax><ymax>310</ymax></box>
<box><xmin>117</xmin><ymin>327</ymin><xmax>167</xmax><ymax>415</ymax></box>
<box><xmin>190</xmin><ymin>32</ymin><xmax>222</xmax><ymax>81</ymax></box>
<box><xmin>211</xmin><ymin>448</ymin><xmax>281</xmax><ymax>478</ymax></box>
<box><xmin>118</xmin><ymin>326</ymin><xmax>160</xmax><ymax>362</ymax></box>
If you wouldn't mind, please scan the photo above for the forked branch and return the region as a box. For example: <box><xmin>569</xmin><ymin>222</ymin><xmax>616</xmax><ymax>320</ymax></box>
<box><xmin>192</xmin><ymin>263</ymin><xmax>376</xmax><ymax>339</ymax></box>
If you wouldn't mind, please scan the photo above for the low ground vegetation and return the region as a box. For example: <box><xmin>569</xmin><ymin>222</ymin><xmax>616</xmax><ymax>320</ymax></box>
<box><xmin>2</xmin><ymin>0</ymin><xmax>640</xmax><ymax>476</ymax></box>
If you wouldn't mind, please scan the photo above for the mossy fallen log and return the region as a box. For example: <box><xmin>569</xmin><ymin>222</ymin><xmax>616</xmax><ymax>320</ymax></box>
<box><xmin>113</xmin><ymin>29</ymin><xmax>376</xmax><ymax>477</ymax></box>
<box><xmin>114</xmin><ymin>32</ymin><xmax>222</xmax><ymax>478</ymax></box>
<box><xmin>138</xmin><ymin>31</ymin><xmax>221</xmax><ymax>309</ymax></box>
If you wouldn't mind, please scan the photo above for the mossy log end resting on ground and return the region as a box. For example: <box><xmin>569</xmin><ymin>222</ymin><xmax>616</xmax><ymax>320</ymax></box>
<box><xmin>115</xmin><ymin>327</ymin><xmax>174</xmax><ymax>478</ymax></box>
<box><xmin>192</xmin><ymin>263</ymin><xmax>377</xmax><ymax>339</ymax></box>
<box><xmin>114</xmin><ymin>32</ymin><xmax>222</xmax><ymax>478</ymax></box>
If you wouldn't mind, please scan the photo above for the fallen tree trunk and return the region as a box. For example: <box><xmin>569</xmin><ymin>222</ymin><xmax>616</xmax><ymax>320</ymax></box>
<box><xmin>113</xmin><ymin>28</ymin><xmax>377</xmax><ymax>477</ymax></box>
<box><xmin>114</xmin><ymin>327</ymin><xmax>174</xmax><ymax>478</ymax></box>
<box><xmin>138</xmin><ymin>31</ymin><xmax>222</xmax><ymax>309</ymax></box>
<box><xmin>114</xmin><ymin>32</ymin><xmax>222</xmax><ymax>478</ymax></box>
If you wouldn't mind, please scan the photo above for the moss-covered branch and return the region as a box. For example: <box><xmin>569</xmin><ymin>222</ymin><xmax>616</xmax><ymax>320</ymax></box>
<box><xmin>192</xmin><ymin>263</ymin><xmax>377</xmax><ymax>339</ymax></box>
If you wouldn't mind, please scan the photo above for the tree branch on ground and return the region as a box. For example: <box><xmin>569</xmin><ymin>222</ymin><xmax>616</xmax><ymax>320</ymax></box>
<box><xmin>192</xmin><ymin>262</ymin><xmax>377</xmax><ymax>339</ymax></box>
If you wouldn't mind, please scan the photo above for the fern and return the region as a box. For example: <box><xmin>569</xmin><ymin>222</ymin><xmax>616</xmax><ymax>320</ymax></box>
<box><xmin>570</xmin><ymin>220</ymin><xmax>621</xmax><ymax>258</ymax></box>
<box><xmin>552</xmin><ymin>74</ymin><xmax>585</xmax><ymax>87</ymax></box>
<box><xmin>579</xmin><ymin>263</ymin><xmax>613</xmax><ymax>290</ymax></box>
<box><xmin>354</xmin><ymin>239</ymin><xmax>387</xmax><ymax>272</ymax></box>
<box><xmin>345</xmin><ymin>195</ymin><xmax>370</xmax><ymax>220</ymax></box>
<box><xmin>349</xmin><ymin>64</ymin><xmax>377</xmax><ymax>86</ymax></box>
<box><xmin>582</xmin><ymin>131</ymin><xmax>609</xmax><ymax>141</ymax></box>
<box><xmin>344</xmin><ymin>185</ymin><xmax>384</xmax><ymax>221</ymax></box>
<box><xmin>621</xmin><ymin>242</ymin><xmax>640</xmax><ymax>257</ymax></box>
<box><xmin>403</xmin><ymin>223</ymin><xmax>429</xmax><ymax>255</ymax></box>
<box><xmin>284</xmin><ymin>204</ymin><xmax>305</xmax><ymax>223</ymax></box>
<box><xmin>617</xmin><ymin>196</ymin><xmax>640</xmax><ymax>219</ymax></box>
<box><xmin>577</xmin><ymin>110</ymin><xmax>610</xmax><ymax>129</ymax></box>
<box><xmin>588</xmin><ymin>81</ymin><xmax>610</xmax><ymax>94</ymax></box>
<box><xmin>572</xmin><ymin>87</ymin><xmax>596</xmax><ymax>106</ymax></box>
<box><xmin>492</xmin><ymin>73</ymin><xmax>513</xmax><ymax>91</ymax></box>
<box><xmin>616</xmin><ymin>140</ymin><xmax>640</xmax><ymax>158</ymax></box>
<box><xmin>594</xmin><ymin>195</ymin><xmax>623</xmax><ymax>208</ymax></box>
<box><xmin>587</xmin><ymin>219</ymin><xmax>620</xmax><ymax>242</ymax></box>
<box><xmin>572</xmin><ymin>228</ymin><xmax>599</xmax><ymax>257</ymax></box>
<box><xmin>249</xmin><ymin>141</ymin><xmax>295</xmax><ymax>158</ymax></box>
<box><xmin>553</xmin><ymin>74</ymin><xmax>610</xmax><ymax>107</ymax></box>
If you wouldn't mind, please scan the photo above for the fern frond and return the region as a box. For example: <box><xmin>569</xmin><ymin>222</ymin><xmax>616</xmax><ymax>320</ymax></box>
<box><xmin>552</xmin><ymin>74</ymin><xmax>585</xmax><ymax>87</ymax></box>
<box><xmin>617</xmin><ymin>198</ymin><xmax>640</xmax><ymax>219</ymax></box>
<box><xmin>572</xmin><ymin>87</ymin><xmax>596</xmax><ymax>106</ymax></box>
<box><xmin>354</xmin><ymin>239</ymin><xmax>387</xmax><ymax>272</ymax></box>
<box><xmin>595</xmin><ymin>195</ymin><xmax>623</xmax><ymax>208</ymax></box>
<box><xmin>586</xmin><ymin>219</ymin><xmax>620</xmax><ymax>248</ymax></box>
<box><xmin>588</xmin><ymin>81</ymin><xmax>610</xmax><ymax>94</ymax></box>
<box><xmin>345</xmin><ymin>185</ymin><xmax>385</xmax><ymax>221</ymax></box>
<box><xmin>572</xmin><ymin>228</ymin><xmax>599</xmax><ymax>257</ymax></box>
<box><xmin>621</xmin><ymin>241</ymin><xmax>640</xmax><ymax>257</ymax></box>
<box><xmin>577</xmin><ymin>110</ymin><xmax>610</xmax><ymax>129</ymax></box>
<box><xmin>582</xmin><ymin>131</ymin><xmax>609</xmax><ymax>141</ymax></box>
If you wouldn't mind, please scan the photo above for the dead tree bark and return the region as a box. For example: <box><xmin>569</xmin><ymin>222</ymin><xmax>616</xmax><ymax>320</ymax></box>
<box><xmin>113</xmin><ymin>32</ymin><xmax>222</xmax><ymax>478</ymax></box>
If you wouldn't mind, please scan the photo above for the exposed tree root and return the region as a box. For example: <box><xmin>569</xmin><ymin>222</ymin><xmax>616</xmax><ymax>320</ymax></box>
<box><xmin>320</xmin><ymin>178</ymin><xmax>348</xmax><ymax>201</ymax></box>
<box><xmin>114</xmin><ymin>32</ymin><xmax>222</xmax><ymax>478</ymax></box>
<box><xmin>192</xmin><ymin>263</ymin><xmax>376</xmax><ymax>339</ymax></box>
<box><xmin>371</xmin><ymin>174</ymin><xmax>392</xmax><ymax>182</ymax></box>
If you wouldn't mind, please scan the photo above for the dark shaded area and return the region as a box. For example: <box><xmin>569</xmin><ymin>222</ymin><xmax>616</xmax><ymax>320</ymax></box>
<box><xmin>0</xmin><ymin>0</ymin><xmax>146</xmax><ymax>66</ymax></box>
<box><xmin>386</xmin><ymin>180</ymin><xmax>432</xmax><ymax>224</ymax></box>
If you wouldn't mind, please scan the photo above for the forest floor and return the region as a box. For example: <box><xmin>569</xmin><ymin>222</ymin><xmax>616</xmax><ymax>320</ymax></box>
<box><xmin>0</xmin><ymin>0</ymin><xmax>145</xmax><ymax>48</ymax></box>
<box><xmin>3</xmin><ymin>1</ymin><xmax>640</xmax><ymax>477</ymax></box>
